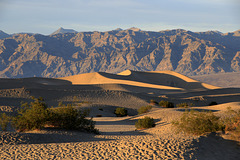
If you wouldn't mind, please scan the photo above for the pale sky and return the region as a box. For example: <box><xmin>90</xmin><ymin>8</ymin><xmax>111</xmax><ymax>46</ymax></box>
<box><xmin>0</xmin><ymin>0</ymin><xmax>239</xmax><ymax>35</ymax></box>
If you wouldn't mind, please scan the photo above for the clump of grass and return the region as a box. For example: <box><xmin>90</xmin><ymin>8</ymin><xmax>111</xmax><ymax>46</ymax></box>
<box><xmin>135</xmin><ymin>116</ymin><xmax>155</xmax><ymax>129</ymax></box>
<box><xmin>138</xmin><ymin>106</ymin><xmax>152</xmax><ymax>114</ymax></box>
<box><xmin>176</xmin><ymin>102</ymin><xmax>193</xmax><ymax>108</ymax></box>
<box><xmin>115</xmin><ymin>107</ymin><xmax>128</xmax><ymax>117</ymax></box>
<box><xmin>159</xmin><ymin>100</ymin><xmax>174</xmax><ymax>108</ymax></box>
<box><xmin>172</xmin><ymin>110</ymin><xmax>224</xmax><ymax>135</ymax></box>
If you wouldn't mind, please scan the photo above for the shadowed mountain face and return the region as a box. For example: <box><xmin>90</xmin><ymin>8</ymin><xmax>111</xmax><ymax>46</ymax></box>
<box><xmin>0</xmin><ymin>30</ymin><xmax>10</xmax><ymax>39</ymax></box>
<box><xmin>0</xmin><ymin>28</ymin><xmax>239</xmax><ymax>78</ymax></box>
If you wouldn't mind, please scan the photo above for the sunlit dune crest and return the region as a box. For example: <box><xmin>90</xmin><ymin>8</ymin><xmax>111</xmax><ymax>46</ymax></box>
<box><xmin>59</xmin><ymin>70</ymin><xmax>220</xmax><ymax>91</ymax></box>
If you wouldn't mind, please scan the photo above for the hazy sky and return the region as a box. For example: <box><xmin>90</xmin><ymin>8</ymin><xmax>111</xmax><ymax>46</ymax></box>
<box><xmin>0</xmin><ymin>0</ymin><xmax>239</xmax><ymax>34</ymax></box>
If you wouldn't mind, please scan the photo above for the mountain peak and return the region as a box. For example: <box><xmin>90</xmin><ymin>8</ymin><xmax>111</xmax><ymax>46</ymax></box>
<box><xmin>232</xmin><ymin>29</ymin><xmax>240</xmax><ymax>36</ymax></box>
<box><xmin>0</xmin><ymin>30</ymin><xmax>10</xmax><ymax>39</ymax></box>
<box><xmin>50</xmin><ymin>27</ymin><xmax>77</xmax><ymax>35</ymax></box>
<box><xmin>205</xmin><ymin>30</ymin><xmax>223</xmax><ymax>35</ymax></box>
<box><xmin>113</xmin><ymin>28</ymin><xmax>123</xmax><ymax>31</ymax></box>
<box><xmin>127</xmin><ymin>27</ymin><xmax>141</xmax><ymax>32</ymax></box>
<box><xmin>224</xmin><ymin>29</ymin><xmax>240</xmax><ymax>37</ymax></box>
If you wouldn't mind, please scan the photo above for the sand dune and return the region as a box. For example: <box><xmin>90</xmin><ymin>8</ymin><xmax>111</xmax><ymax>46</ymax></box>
<box><xmin>60</xmin><ymin>70</ymin><xmax>220</xmax><ymax>91</ymax></box>
<box><xmin>0</xmin><ymin>77</ymin><xmax>71</xmax><ymax>89</ymax></box>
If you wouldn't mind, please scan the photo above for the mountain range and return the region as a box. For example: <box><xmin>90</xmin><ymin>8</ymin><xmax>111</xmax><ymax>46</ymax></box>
<box><xmin>0</xmin><ymin>27</ymin><xmax>239</xmax><ymax>78</ymax></box>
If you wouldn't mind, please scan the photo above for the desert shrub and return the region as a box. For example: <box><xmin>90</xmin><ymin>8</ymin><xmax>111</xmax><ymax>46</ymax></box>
<box><xmin>176</xmin><ymin>102</ymin><xmax>193</xmax><ymax>108</ymax></box>
<box><xmin>138</xmin><ymin>105</ymin><xmax>152</xmax><ymax>114</ymax></box>
<box><xmin>209</xmin><ymin>101</ymin><xmax>218</xmax><ymax>106</ymax></box>
<box><xmin>150</xmin><ymin>99</ymin><xmax>158</xmax><ymax>105</ymax></box>
<box><xmin>222</xmin><ymin>108</ymin><xmax>240</xmax><ymax>131</ymax></box>
<box><xmin>115</xmin><ymin>107</ymin><xmax>128</xmax><ymax>117</ymax></box>
<box><xmin>135</xmin><ymin>116</ymin><xmax>155</xmax><ymax>129</ymax></box>
<box><xmin>12</xmin><ymin>98</ymin><xmax>99</xmax><ymax>134</ymax></box>
<box><xmin>58</xmin><ymin>101</ymin><xmax>64</xmax><ymax>107</ymax></box>
<box><xmin>159</xmin><ymin>100</ymin><xmax>174</xmax><ymax>108</ymax></box>
<box><xmin>13</xmin><ymin>98</ymin><xmax>49</xmax><ymax>132</ymax></box>
<box><xmin>172</xmin><ymin>110</ymin><xmax>224</xmax><ymax>135</ymax></box>
<box><xmin>73</xmin><ymin>96</ymin><xmax>79</xmax><ymax>103</ymax></box>
<box><xmin>0</xmin><ymin>113</ymin><xmax>11</xmax><ymax>131</ymax></box>
<box><xmin>221</xmin><ymin>108</ymin><xmax>240</xmax><ymax>141</ymax></box>
<box><xmin>47</xmin><ymin>104</ymin><xmax>98</xmax><ymax>133</ymax></box>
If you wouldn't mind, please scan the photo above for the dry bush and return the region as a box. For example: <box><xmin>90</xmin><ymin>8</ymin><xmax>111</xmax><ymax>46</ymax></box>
<box><xmin>135</xmin><ymin>116</ymin><xmax>155</xmax><ymax>129</ymax></box>
<box><xmin>13</xmin><ymin>99</ymin><xmax>48</xmax><ymax>132</ymax></box>
<box><xmin>172</xmin><ymin>110</ymin><xmax>224</xmax><ymax>135</ymax></box>
<box><xmin>0</xmin><ymin>113</ymin><xmax>11</xmax><ymax>131</ymax></box>
<box><xmin>138</xmin><ymin>105</ymin><xmax>152</xmax><ymax>114</ymax></box>
<box><xmin>176</xmin><ymin>102</ymin><xmax>193</xmax><ymax>108</ymax></box>
<box><xmin>222</xmin><ymin>108</ymin><xmax>240</xmax><ymax>141</ymax></box>
<box><xmin>12</xmin><ymin>98</ymin><xmax>99</xmax><ymax>134</ymax></box>
<box><xmin>47</xmin><ymin>104</ymin><xmax>98</xmax><ymax>134</ymax></box>
<box><xmin>159</xmin><ymin>100</ymin><xmax>174</xmax><ymax>108</ymax></box>
<box><xmin>114</xmin><ymin>107</ymin><xmax>128</xmax><ymax>117</ymax></box>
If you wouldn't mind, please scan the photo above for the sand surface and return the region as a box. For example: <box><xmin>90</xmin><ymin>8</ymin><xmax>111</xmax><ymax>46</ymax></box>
<box><xmin>1</xmin><ymin>104</ymin><xmax>240</xmax><ymax>159</ymax></box>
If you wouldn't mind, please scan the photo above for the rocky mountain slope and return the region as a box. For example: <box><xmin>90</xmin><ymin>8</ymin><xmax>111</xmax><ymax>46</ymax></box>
<box><xmin>0</xmin><ymin>30</ymin><xmax>10</xmax><ymax>39</ymax></box>
<box><xmin>50</xmin><ymin>27</ymin><xmax>78</xmax><ymax>35</ymax></box>
<box><xmin>0</xmin><ymin>28</ymin><xmax>239</xmax><ymax>78</ymax></box>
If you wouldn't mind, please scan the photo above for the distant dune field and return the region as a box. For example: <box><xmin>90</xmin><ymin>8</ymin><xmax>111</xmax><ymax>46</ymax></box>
<box><xmin>191</xmin><ymin>72</ymin><xmax>240</xmax><ymax>88</ymax></box>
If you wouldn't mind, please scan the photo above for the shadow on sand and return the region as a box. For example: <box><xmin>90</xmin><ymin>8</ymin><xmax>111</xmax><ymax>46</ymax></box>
<box><xmin>95</xmin><ymin>115</ymin><xmax>161</xmax><ymax>136</ymax></box>
<box><xmin>0</xmin><ymin>129</ymin><xmax>113</xmax><ymax>145</ymax></box>
<box><xmin>190</xmin><ymin>132</ymin><xmax>240</xmax><ymax>160</ymax></box>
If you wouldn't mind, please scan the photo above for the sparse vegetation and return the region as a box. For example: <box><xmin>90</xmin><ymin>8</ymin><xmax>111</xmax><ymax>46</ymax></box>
<box><xmin>73</xmin><ymin>96</ymin><xmax>79</xmax><ymax>103</ymax></box>
<box><xmin>13</xmin><ymin>98</ymin><xmax>49</xmax><ymax>132</ymax></box>
<box><xmin>47</xmin><ymin>104</ymin><xmax>98</xmax><ymax>133</ymax></box>
<box><xmin>135</xmin><ymin>116</ymin><xmax>155</xmax><ymax>129</ymax></box>
<box><xmin>221</xmin><ymin>108</ymin><xmax>240</xmax><ymax>141</ymax></box>
<box><xmin>172</xmin><ymin>110</ymin><xmax>224</xmax><ymax>135</ymax></box>
<box><xmin>115</xmin><ymin>107</ymin><xmax>128</xmax><ymax>117</ymax></box>
<box><xmin>209</xmin><ymin>101</ymin><xmax>218</xmax><ymax>106</ymax></box>
<box><xmin>0</xmin><ymin>113</ymin><xmax>11</xmax><ymax>131</ymax></box>
<box><xmin>172</xmin><ymin>107</ymin><xmax>240</xmax><ymax>142</ymax></box>
<box><xmin>12</xmin><ymin>98</ymin><xmax>99</xmax><ymax>134</ymax></box>
<box><xmin>176</xmin><ymin>102</ymin><xmax>193</xmax><ymax>108</ymax></box>
<box><xmin>138</xmin><ymin>105</ymin><xmax>152</xmax><ymax>114</ymax></box>
<box><xmin>159</xmin><ymin>100</ymin><xmax>174</xmax><ymax>108</ymax></box>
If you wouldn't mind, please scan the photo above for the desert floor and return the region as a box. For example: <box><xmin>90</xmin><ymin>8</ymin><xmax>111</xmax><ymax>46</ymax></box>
<box><xmin>1</xmin><ymin>70</ymin><xmax>240</xmax><ymax>159</ymax></box>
